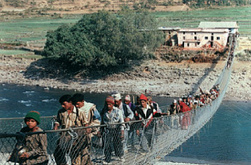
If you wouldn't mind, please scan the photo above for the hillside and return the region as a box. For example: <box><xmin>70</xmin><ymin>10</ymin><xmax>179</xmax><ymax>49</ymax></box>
<box><xmin>1</xmin><ymin>0</ymin><xmax>249</xmax><ymax>18</ymax></box>
<box><xmin>0</xmin><ymin>0</ymin><xmax>188</xmax><ymax>17</ymax></box>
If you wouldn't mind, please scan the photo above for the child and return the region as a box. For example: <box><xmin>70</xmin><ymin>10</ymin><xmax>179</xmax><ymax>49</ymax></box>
<box><xmin>19</xmin><ymin>111</ymin><xmax>48</xmax><ymax>165</ymax></box>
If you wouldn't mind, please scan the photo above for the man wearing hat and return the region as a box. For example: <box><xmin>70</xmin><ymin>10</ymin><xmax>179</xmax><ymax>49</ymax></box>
<box><xmin>124</xmin><ymin>95</ymin><xmax>136</xmax><ymax>112</ymax></box>
<box><xmin>168</xmin><ymin>99</ymin><xmax>180</xmax><ymax>128</ymax></box>
<box><xmin>112</xmin><ymin>93</ymin><xmax>134</xmax><ymax>153</ymax></box>
<box><xmin>101</xmin><ymin>96</ymin><xmax>125</xmax><ymax>164</ymax></box>
<box><xmin>124</xmin><ymin>94</ymin><xmax>137</xmax><ymax>149</ymax></box>
<box><xmin>169</xmin><ymin>99</ymin><xmax>180</xmax><ymax>115</ymax></box>
<box><xmin>14</xmin><ymin>111</ymin><xmax>49</xmax><ymax>165</ymax></box>
<box><xmin>186</xmin><ymin>95</ymin><xmax>194</xmax><ymax>109</ymax></box>
<box><xmin>134</xmin><ymin>94</ymin><xmax>160</xmax><ymax>153</ymax></box>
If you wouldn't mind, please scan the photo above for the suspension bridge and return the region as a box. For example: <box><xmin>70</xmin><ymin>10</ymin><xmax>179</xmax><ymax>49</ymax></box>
<box><xmin>0</xmin><ymin>33</ymin><xmax>237</xmax><ymax>165</ymax></box>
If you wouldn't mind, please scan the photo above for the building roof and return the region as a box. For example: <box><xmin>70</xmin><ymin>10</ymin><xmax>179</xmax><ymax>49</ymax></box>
<box><xmin>178</xmin><ymin>28</ymin><xmax>229</xmax><ymax>33</ymax></box>
<box><xmin>158</xmin><ymin>27</ymin><xmax>181</xmax><ymax>31</ymax></box>
<box><xmin>198</xmin><ymin>22</ymin><xmax>239</xmax><ymax>29</ymax></box>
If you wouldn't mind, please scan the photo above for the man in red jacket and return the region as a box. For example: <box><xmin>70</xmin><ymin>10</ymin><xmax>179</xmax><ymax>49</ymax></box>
<box><xmin>178</xmin><ymin>99</ymin><xmax>191</xmax><ymax>112</ymax></box>
<box><xmin>178</xmin><ymin>99</ymin><xmax>191</xmax><ymax>129</ymax></box>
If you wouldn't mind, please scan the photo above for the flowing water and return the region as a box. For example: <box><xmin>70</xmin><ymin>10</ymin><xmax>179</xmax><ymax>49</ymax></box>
<box><xmin>0</xmin><ymin>83</ymin><xmax>250</xmax><ymax>164</ymax></box>
<box><xmin>164</xmin><ymin>100</ymin><xmax>251</xmax><ymax>165</ymax></box>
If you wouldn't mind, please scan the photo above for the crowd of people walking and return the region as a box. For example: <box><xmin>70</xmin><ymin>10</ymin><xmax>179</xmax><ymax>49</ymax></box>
<box><xmin>8</xmin><ymin>84</ymin><xmax>220</xmax><ymax>165</ymax></box>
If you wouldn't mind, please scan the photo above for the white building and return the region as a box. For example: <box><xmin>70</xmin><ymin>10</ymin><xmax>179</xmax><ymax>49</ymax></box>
<box><xmin>177</xmin><ymin>28</ymin><xmax>229</xmax><ymax>50</ymax></box>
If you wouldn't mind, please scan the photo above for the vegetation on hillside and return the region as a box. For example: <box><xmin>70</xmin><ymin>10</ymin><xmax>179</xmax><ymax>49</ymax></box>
<box><xmin>182</xmin><ymin>0</ymin><xmax>249</xmax><ymax>8</ymax></box>
<box><xmin>43</xmin><ymin>10</ymin><xmax>164</xmax><ymax>74</ymax></box>
<box><xmin>132</xmin><ymin>0</ymin><xmax>249</xmax><ymax>9</ymax></box>
<box><xmin>0</xmin><ymin>0</ymin><xmax>250</xmax><ymax>17</ymax></box>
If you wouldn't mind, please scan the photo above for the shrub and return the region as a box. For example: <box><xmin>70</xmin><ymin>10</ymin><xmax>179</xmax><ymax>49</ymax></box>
<box><xmin>43</xmin><ymin>10</ymin><xmax>165</xmax><ymax>74</ymax></box>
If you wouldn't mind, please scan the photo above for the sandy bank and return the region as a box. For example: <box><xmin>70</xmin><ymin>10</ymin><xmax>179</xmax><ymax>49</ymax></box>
<box><xmin>0</xmin><ymin>56</ymin><xmax>250</xmax><ymax>101</ymax></box>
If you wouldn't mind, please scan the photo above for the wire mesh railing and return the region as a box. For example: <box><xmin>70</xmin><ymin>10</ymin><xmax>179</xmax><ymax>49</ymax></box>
<box><xmin>0</xmin><ymin>108</ymin><xmax>222</xmax><ymax>165</ymax></box>
<box><xmin>0</xmin><ymin>34</ymin><xmax>237</xmax><ymax>165</ymax></box>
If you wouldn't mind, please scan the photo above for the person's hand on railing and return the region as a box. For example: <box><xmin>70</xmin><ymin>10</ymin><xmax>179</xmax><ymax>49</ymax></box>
<box><xmin>121</xmin><ymin>130</ymin><xmax>124</xmax><ymax>140</ymax></box>
<box><xmin>136</xmin><ymin>130</ymin><xmax>140</xmax><ymax>136</ymax></box>
<box><xmin>53</xmin><ymin>123</ymin><xmax>59</xmax><ymax>130</ymax></box>
<box><xmin>20</xmin><ymin>152</ymin><xmax>29</xmax><ymax>159</ymax></box>
<box><xmin>84</xmin><ymin>124</ymin><xmax>92</xmax><ymax>134</ymax></box>
<box><xmin>124</xmin><ymin>117</ymin><xmax>130</xmax><ymax>122</ymax></box>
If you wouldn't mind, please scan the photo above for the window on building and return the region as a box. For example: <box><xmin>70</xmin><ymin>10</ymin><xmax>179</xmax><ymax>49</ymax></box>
<box><xmin>183</xmin><ymin>32</ymin><xmax>185</xmax><ymax>35</ymax></box>
<box><xmin>205</xmin><ymin>36</ymin><xmax>208</xmax><ymax>40</ymax></box>
<box><xmin>187</xmin><ymin>43</ymin><xmax>190</xmax><ymax>47</ymax></box>
<box><xmin>212</xmin><ymin>33</ymin><xmax>214</xmax><ymax>35</ymax></box>
<box><xmin>217</xmin><ymin>37</ymin><xmax>220</xmax><ymax>40</ymax></box>
<box><xmin>194</xmin><ymin>36</ymin><xmax>197</xmax><ymax>40</ymax></box>
<box><xmin>194</xmin><ymin>32</ymin><xmax>197</xmax><ymax>35</ymax></box>
<box><xmin>183</xmin><ymin>36</ymin><xmax>185</xmax><ymax>40</ymax></box>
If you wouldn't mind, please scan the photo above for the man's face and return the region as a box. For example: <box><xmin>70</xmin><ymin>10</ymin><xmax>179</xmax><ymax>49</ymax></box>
<box><xmin>75</xmin><ymin>101</ymin><xmax>84</xmax><ymax>108</ymax></box>
<box><xmin>124</xmin><ymin>100</ymin><xmax>130</xmax><ymax>105</ymax></box>
<box><xmin>61</xmin><ymin>101</ymin><xmax>73</xmax><ymax>111</ymax></box>
<box><xmin>107</xmin><ymin>103</ymin><xmax>114</xmax><ymax>111</ymax></box>
<box><xmin>115</xmin><ymin>100</ymin><xmax>121</xmax><ymax>107</ymax></box>
<box><xmin>141</xmin><ymin>99</ymin><xmax>147</xmax><ymax>108</ymax></box>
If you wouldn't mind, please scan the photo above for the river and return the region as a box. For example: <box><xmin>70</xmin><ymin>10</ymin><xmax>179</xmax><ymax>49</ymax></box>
<box><xmin>0</xmin><ymin>83</ymin><xmax>251</xmax><ymax>164</ymax></box>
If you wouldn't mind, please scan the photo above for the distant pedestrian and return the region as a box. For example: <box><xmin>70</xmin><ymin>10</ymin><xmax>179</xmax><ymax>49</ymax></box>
<box><xmin>124</xmin><ymin>94</ymin><xmax>137</xmax><ymax>149</ymax></box>
<box><xmin>112</xmin><ymin>93</ymin><xmax>134</xmax><ymax>153</ymax></box>
<box><xmin>101</xmin><ymin>96</ymin><xmax>125</xmax><ymax>164</ymax></box>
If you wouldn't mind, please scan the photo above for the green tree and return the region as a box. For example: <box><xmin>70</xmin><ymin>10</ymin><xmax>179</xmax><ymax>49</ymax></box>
<box><xmin>43</xmin><ymin>10</ymin><xmax>164</xmax><ymax>74</ymax></box>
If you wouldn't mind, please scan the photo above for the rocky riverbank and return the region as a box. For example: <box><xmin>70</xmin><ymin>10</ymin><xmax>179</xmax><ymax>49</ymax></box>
<box><xmin>0</xmin><ymin>56</ymin><xmax>250</xmax><ymax>101</ymax></box>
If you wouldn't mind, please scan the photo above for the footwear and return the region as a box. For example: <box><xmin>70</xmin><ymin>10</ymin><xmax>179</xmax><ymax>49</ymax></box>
<box><xmin>140</xmin><ymin>151</ymin><xmax>147</xmax><ymax>155</ymax></box>
<box><xmin>119</xmin><ymin>157</ymin><xmax>125</xmax><ymax>162</ymax></box>
<box><xmin>139</xmin><ymin>149</ymin><xmax>148</xmax><ymax>155</ymax></box>
<box><xmin>102</xmin><ymin>160</ymin><xmax>111</xmax><ymax>165</ymax></box>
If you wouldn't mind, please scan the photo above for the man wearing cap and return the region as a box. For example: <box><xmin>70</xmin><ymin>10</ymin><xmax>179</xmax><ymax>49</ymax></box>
<box><xmin>168</xmin><ymin>99</ymin><xmax>180</xmax><ymax>128</ymax></box>
<box><xmin>12</xmin><ymin>111</ymin><xmax>49</xmax><ymax>165</ymax></box>
<box><xmin>124</xmin><ymin>95</ymin><xmax>136</xmax><ymax>112</ymax></box>
<box><xmin>112</xmin><ymin>93</ymin><xmax>134</xmax><ymax>153</ymax></box>
<box><xmin>169</xmin><ymin>99</ymin><xmax>180</xmax><ymax>115</ymax></box>
<box><xmin>187</xmin><ymin>95</ymin><xmax>194</xmax><ymax>109</ymax></box>
<box><xmin>193</xmin><ymin>100</ymin><xmax>199</xmax><ymax>109</ymax></box>
<box><xmin>124</xmin><ymin>94</ymin><xmax>137</xmax><ymax>149</ymax></box>
<box><xmin>134</xmin><ymin>94</ymin><xmax>160</xmax><ymax>153</ymax></box>
<box><xmin>53</xmin><ymin>94</ymin><xmax>89</xmax><ymax>165</ymax></box>
<box><xmin>101</xmin><ymin>96</ymin><xmax>125</xmax><ymax>164</ymax></box>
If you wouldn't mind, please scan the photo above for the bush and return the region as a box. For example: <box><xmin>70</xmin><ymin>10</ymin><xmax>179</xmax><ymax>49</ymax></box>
<box><xmin>43</xmin><ymin>10</ymin><xmax>165</xmax><ymax>74</ymax></box>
